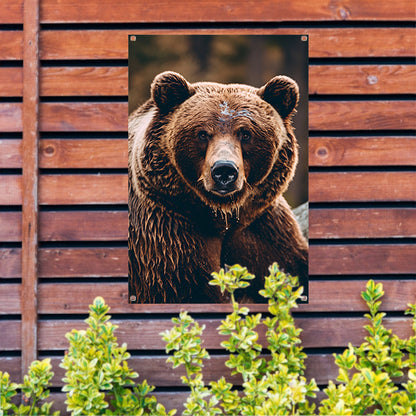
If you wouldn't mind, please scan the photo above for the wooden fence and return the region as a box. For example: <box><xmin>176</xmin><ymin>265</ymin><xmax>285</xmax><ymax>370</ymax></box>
<box><xmin>0</xmin><ymin>0</ymin><xmax>415</xmax><ymax>413</ymax></box>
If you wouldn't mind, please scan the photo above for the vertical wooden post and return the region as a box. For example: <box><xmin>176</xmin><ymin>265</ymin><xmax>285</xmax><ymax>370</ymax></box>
<box><xmin>21</xmin><ymin>0</ymin><xmax>40</xmax><ymax>376</ymax></box>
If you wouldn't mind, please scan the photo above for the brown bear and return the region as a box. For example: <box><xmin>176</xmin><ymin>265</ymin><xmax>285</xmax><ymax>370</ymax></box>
<box><xmin>128</xmin><ymin>71</ymin><xmax>308</xmax><ymax>303</ymax></box>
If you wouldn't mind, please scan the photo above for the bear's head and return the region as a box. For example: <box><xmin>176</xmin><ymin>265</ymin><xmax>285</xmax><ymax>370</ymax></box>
<box><xmin>131</xmin><ymin>71</ymin><xmax>300</xmax><ymax>220</ymax></box>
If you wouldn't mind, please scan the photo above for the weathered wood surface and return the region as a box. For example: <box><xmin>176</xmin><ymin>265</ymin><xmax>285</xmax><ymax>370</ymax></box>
<box><xmin>2</xmin><ymin>65</ymin><xmax>414</xmax><ymax>97</ymax></box>
<box><xmin>37</xmin><ymin>28</ymin><xmax>416</xmax><ymax>60</ymax></box>
<box><xmin>0</xmin><ymin>316</ymin><xmax>411</xmax><ymax>351</ymax></box>
<box><xmin>2</xmin><ymin>137</ymin><xmax>414</xmax><ymax>170</ymax></box>
<box><xmin>1</xmin><ymin>245</ymin><xmax>414</xmax><ymax>278</ymax></box>
<box><xmin>2</xmin><ymin>101</ymin><xmax>414</xmax><ymax>132</ymax></box>
<box><xmin>3</xmin><ymin>208</ymin><xmax>415</xmax><ymax>242</ymax></box>
<box><xmin>38</xmin><ymin>0</ymin><xmax>415</xmax><ymax>23</ymax></box>
<box><xmin>310</xmin><ymin>137</ymin><xmax>416</xmax><ymax>166</ymax></box>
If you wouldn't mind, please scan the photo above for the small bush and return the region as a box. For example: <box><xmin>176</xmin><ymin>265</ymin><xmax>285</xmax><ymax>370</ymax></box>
<box><xmin>0</xmin><ymin>265</ymin><xmax>414</xmax><ymax>416</ymax></box>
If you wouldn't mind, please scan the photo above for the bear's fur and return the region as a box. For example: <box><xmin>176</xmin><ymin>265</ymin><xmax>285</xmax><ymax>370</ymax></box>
<box><xmin>128</xmin><ymin>71</ymin><xmax>308</xmax><ymax>303</ymax></box>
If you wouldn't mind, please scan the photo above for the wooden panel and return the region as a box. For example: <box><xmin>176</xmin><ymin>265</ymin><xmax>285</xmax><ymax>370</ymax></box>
<box><xmin>310</xmin><ymin>208</ymin><xmax>416</xmax><ymax>239</ymax></box>
<box><xmin>0</xmin><ymin>212</ymin><xmax>21</xmax><ymax>242</ymax></box>
<box><xmin>39</xmin><ymin>29</ymin><xmax>416</xmax><ymax>60</ymax></box>
<box><xmin>3</xmin><ymin>138</ymin><xmax>414</xmax><ymax>170</ymax></box>
<box><xmin>2</xmin><ymin>245</ymin><xmax>413</xmax><ymax>279</ymax></box>
<box><xmin>0</xmin><ymin>284</ymin><xmax>21</xmax><ymax>314</ymax></box>
<box><xmin>310</xmin><ymin>244</ymin><xmax>416</xmax><ymax>275</ymax></box>
<box><xmin>0</xmin><ymin>103</ymin><xmax>22</xmax><ymax>132</ymax></box>
<box><xmin>0</xmin><ymin>249</ymin><xmax>21</xmax><ymax>279</ymax></box>
<box><xmin>310</xmin><ymin>65</ymin><xmax>416</xmax><ymax>95</ymax></box>
<box><xmin>39</xmin><ymin>174</ymin><xmax>127</xmax><ymax>205</ymax></box>
<box><xmin>40</xmin><ymin>67</ymin><xmax>127</xmax><ymax>96</ymax></box>
<box><xmin>3</xmin><ymin>351</ymin><xmax>403</xmax><ymax>388</ymax></box>
<box><xmin>0</xmin><ymin>139</ymin><xmax>21</xmax><ymax>168</ymax></box>
<box><xmin>309</xmin><ymin>172</ymin><xmax>416</xmax><ymax>202</ymax></box>
<box><xmin>0</xmin><ymin>68</ymin><xmax>22</xmax><ymax>96</ymax></box>
<box><xmin>36</xmin><ymin>317</ymin><xmax>413</xmax><ymax>351</ymax></box>
<box><xmin>39</xmin><ymin>103</ymin><xmax>126</xmax><ymax>132</ymax></box>
<box><xmin>309</xmin><ymin>137</ymin><xmax>416</xmax><ymax>166</ymax></box>
<box><xmin>0</xmin><ymin>321</ymin><xmax>20</xmax><ymax>350</ymax></box>
<box><xmin>0</xmin><ymin>176</ymin><xmax>21</xmax><ymax>205</ymax></box>
<box><xmin>0</xmin><ymin>31</ymin><xmax>23</xmax><ymax>60</ymax></box>
<box><xmin>0</xmin><ymin>0</ymin><xmax>23</xmax><ymax>24</ymax></box>
<box><xmin>39</xmin><ymin>0</ymin><xmax>415</xmax><ymax>23</ymax></box>
<box><xmin>5</xmin><ymin>208</ymin><xmax>415</xmax><ymax>243</ymax></box>
<box><xmin>39</xmin><ymin>139</ymin><xmax>127</xmax><ymax>169</ymax></box>
<box><xmin>38</xmin><ymin>102</ymin><xmax>415</xmax><ymax>132</ymax></box>
<box><xmin>38</xmin><ymin>248</ymin><xmax>127</xmax><ymax>278</ymax></box>
<box><xmin>37</xmin><ymin>280</ymin><xmax>416</xmax><ymax>314</ymax></box>
<box><xmin>2</xmin><ymin>172</ymin><xmax>415</xmax><ymax>205</ymax></box>
<box><xmin>309</xmin><ymin>101</ymin><xmax>415</xmax><ymax>131</ymax></box>
<box><xmin>36</xmin><ymin>65</ymin><xmax>416</xmax><ymax>97</ymax></box>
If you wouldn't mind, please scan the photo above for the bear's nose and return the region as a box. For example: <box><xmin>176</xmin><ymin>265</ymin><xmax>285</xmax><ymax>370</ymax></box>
<box><xmin>211</xmin><ymin>160</ymin><xmax>239</xmax><ymax>191</ymax></box>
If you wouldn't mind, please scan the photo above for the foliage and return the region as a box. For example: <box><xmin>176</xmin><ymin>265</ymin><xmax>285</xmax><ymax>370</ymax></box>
<box><xmin>319</xmin><ymin>280</ymin><xmax>416</xmax><ymax>415</ymax></box>
<box><xmin>162</xmin><ymin>264</ymin><xmax>318</xmax><ymax>416</ymax></box>
<box><xmin>0</xmin><ymin>358</ymin><xmax>58</xmax><ymax>416</ymax></box>
<box><xmin>60</xmin><ymin>296</ymin><xmax>174</xmax><ymax>416</ymax></box>
<box><xmin>0</xmin><ymin>268</ymin><xmax>414</xmax><ymax>416</ymax></box>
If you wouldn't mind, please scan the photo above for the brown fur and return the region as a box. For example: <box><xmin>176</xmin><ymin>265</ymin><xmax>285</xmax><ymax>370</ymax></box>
<box><xmin>128</xmin><ymin>71</ymin><xmax>308</xmax><ymax>303</ymax></box>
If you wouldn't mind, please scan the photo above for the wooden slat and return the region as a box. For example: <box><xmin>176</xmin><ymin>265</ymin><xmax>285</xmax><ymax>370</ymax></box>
<box><xmin>1</xmin><ymin>244</ymin><xmax>413</xmax><ymax>279</ymax></box>
<box><xmin>0</xmin><ymin>249</ymin><xmax>21</xmax><ymax>279</ymax></box>
<box><xmin>0</xmin><ymin>103</ymin><xmax>22</xmax><ymax>132</ymax></box>
<box><xmin>0</xmin><ymin>68</ymin><xmax>22</xmax><ymax>97</ymax></box>
<box><xmin>39</xmin><ymin>174</ymin><xmax>127</xmax><ymax>205</ymax></box>
<box><xmin>39</xmin><ymin>0</ymin><xmax>415</xmax><ymax>23</ymax></box>
<box><xmin>36</xmin><ymin>317</ymin><xmax>413</xmax><ymax>351</ymax></box>
<box><xmin>0</xmin><ymin>321</ymin><xmax>20</xmax><ymax>350</ymax></box>
<box><xmin>40</xmin><ymin>67</ymin><xmax>127</xmax><ymax>96</ymax></box>
<box><xmin>310</xmin><ymin>65</ymin><xmax>416</xmax><ymax>95</ymax></box>
<box><xmin>3</xmin><ymin>137</ymin><xmax>414</xmax><ymax>170</ymax></box>
<box><xmin>310</xmin><ymin>244</ymin><xmax>416</xmax><ymax>275</ymax></box>
<box><xmin>0</xmin><ymin>31</ymin><xmax>23</xmax><ymax>60</ymax></box>
<box><xmin>310</xmin><ymin>208</ymin><xmax>416</xmax><ymax>239</ymax></box>
<box><xmin>0</xmin><ymin>176</ymin><xmax>21</xmax><ymax>205</ymax></box>
<box><xmin>309</xmin><ymin>100</ymin><xmax>415</xmax><ymax>131</ymax></box>
<box><xmin>39</xmin><ymin>103</ymin><xmax>126</xmax><ymax>132</ymax></box>
<box><xmin>1</xmin><ymin>172</ymin><xmax>415</xmax><ymax>205</ymax></box>
<box><xmin>0</xmin><ymin>0</ymin><xmax>23</xmax><ymax>24</ymax></box>
<box><xmin>32</xmin><ymin>65</ymin><xmax>416</xmax><ymax>96</ymax></box>
<box><xmin>21</xmin><ymin>0</ymin><xmax>41</xmax><ymax>375</ymax></box>
<box><xmin>0</xmin><ymin>139</ymin><xmax>21</xmax><ymax>168</ymax></box>
<box><xmin>309</xmin><ymin>172</ymin><xmax>416</xmax><ymax>202</ymax></box>
<box><xmin>37</xmin><ymin>101</ymin><xmax>415</xmax><ymax>132</ymax></box>
<box><xmin>39</xmin><ymin>28</ymin><xmax>416</xmax><ymax>60</ymax></box>
<box><xmin>309</xmin><ymin>137</ymin><xmax>416</xmax><ymax>166</ymax></box>
<box><xmin>3</xmin><ymin>352</ymin><xmax>398</xmax><ymax>388</ymax></box>
<box><xmin>37</xmin><ymin>280</ymin><xmax>416</xmax><ymax>314</ymax></box>
<box><xmin>0</xmin><ymin>212</ymin><xmax>21</xmax><ymax>242</ymax></box>
<box><xmin>39</xmin><ymin>139</ymin><xmax>127</xmax><ymax>169</ymax></box>
<box><xmin>0</xmin><ymin>284</ymin><xmax>21</xmax><ymax>314</ymax></box>
<box><xmin>38</xmin><ymin>248</ymin><xmax>127</xmax><ymax>278</ymax></box>
<box><xmin>5</xmin><ymin>208</ymin><xmax>415</xmax><ymax>243</ymax></box>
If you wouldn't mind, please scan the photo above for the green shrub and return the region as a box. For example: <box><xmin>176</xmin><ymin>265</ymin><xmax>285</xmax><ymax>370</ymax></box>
<box><xmin>60</xmin><ymin>296</ymin><xmax>174</xmax><ymax>416</ymax></box>
<box><xmin>0</xmin><ymin>265</ymin><xmax>414</xmax><ymax>416</ymax></box>
<box><xmin>0</xmin><ymin>358</ymin><xmax>58</xmax><ymax>416</ymax></box>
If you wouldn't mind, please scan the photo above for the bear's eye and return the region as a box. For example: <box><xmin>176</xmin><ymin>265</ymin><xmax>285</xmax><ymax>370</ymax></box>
<box><xmin>238</xmin><ymin>130</ymin><xmax>252</xmax><ymax>143</ymax></box>
<box><xmin>198</xmin><ymin>131</ymin><xmax>210</xmax><ymax>142</ymax></box>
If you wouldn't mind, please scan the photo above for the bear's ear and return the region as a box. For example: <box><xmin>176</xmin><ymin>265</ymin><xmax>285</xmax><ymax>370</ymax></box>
<box><xmin>151</xmin><ymin>71</ymin><xmax>194</xmax><ymax>113</ymax></box>
<box><xmin>257</xmin><ymin>75</ymin><xmax>299</xmax><ymax>120</ymax></box>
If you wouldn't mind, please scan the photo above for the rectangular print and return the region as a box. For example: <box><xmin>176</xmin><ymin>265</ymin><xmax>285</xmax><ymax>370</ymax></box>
<box><xmin>128</xmin><ymin>35</ymin><xmax>308</xmax><ymax>304</ymax></box>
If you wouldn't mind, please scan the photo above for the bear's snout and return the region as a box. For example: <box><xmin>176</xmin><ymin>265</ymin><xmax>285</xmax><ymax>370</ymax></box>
<box><xmin>211</xmin><ymin>160</ymin><xmax>239</xmax><ymax>194</ymax></box>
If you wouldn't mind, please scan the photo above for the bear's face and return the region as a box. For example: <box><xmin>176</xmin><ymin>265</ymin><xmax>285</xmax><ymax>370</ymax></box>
<box><xmin>134</xmin><ymin>71</ymin><xmax>299</xmax><ymax>215</ymax></box>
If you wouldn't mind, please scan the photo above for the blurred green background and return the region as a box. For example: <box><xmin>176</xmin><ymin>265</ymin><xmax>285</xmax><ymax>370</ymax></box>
<box><xmin>128</xmin><ymin>35</ymin><xmax>308</xmax><ymax>207</ymax></box>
